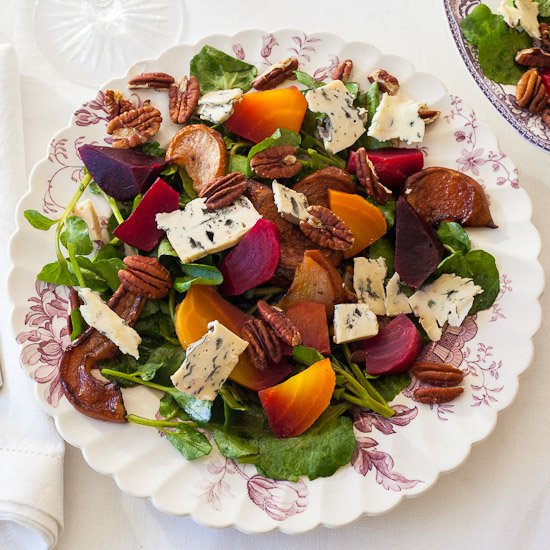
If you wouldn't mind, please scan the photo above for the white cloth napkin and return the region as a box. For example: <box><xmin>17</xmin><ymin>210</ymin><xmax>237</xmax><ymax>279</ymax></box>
<box><xmin>0</xmin><ymin>43</ymin><xmax>64</xmax><ymax>550</ymax></box>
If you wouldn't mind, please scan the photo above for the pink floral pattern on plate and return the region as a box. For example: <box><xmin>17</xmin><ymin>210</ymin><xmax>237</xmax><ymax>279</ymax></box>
<box><xmin>10</xmin><ymin>31</ymin><xmax>541</xmax><ymax>529</ymax></box>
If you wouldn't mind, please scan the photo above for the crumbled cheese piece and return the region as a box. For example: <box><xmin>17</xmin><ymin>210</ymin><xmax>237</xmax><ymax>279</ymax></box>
<box><xmin>353</xmin><ymin>257</ymin><xmax>387</xmax><ymax>315</ymax></box>
<box><xmin>170</xmin><ymin>321</ymin><xmax>248</xmax><ymax>401</ymax></box>
<box><xmin>156</xmin><ymin>196</ymin><xmax>262</xmax><ymax>263</ymax></box>
<box><xmin>196</xmin><ymin>88</ymin><xmax>243</xmax><ymax>124</ymax></box>
<box><xmin>499</xmin><ymin>0</ymin><xmax>520</xmax><ymax>26</ymax></box>
<box><xmin>305</xmin><ymin>80</ymin><xmax>366</xmax><ymax>154</ymax></box>
<box><xmin>515</xmin><ymin>0</ymin><xmax>541</xmax><ymax>39</ymax></box>
<box><xmin>73</xmin><ymin>199</ymin><xmax>108</xmax><ymax>243</ymax></box>
<box><xmin>78</xmin><ymin>288</ymin><xmax>141</xmax><ymax>358</ymax></box>
<box><xmin>385</xmin><ymin>272</ymin><xmax>412</xmax><ymax>316</ymax></box>
<box><xmin>408</xmin><ymin>274</ymin><xmax>483</xmax><ymax>341</ymax></box>
<box><xmin>333</xmin><ymin>303</ymin><xmax>379</xmax><ymax>344</ymax></box>
<box><xmin>367</xmin><ymin>92</ymin><xmax>425</xmax><ymax>144</ymax></box>
<box><xmin>272</xmin><ymin>180</ymin><xmax>309</xmax><ymax>224</ymax></box>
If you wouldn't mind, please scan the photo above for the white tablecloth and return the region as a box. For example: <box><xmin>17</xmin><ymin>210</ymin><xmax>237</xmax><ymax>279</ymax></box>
<box><xmin>1</xmin><ymin>0</ymin><xmax>549</xmax><ymax>548</ymax></box>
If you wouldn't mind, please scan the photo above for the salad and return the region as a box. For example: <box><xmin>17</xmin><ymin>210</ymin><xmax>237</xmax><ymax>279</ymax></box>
<box><xmin>24</xmin><ymin>44</ymin><xmax>500</xmax><ymax>482</ymax></box>
<box><xmin>461</xmin><ymin>1</ymin><xmax>550</xmax><ymax>124</ymax></box>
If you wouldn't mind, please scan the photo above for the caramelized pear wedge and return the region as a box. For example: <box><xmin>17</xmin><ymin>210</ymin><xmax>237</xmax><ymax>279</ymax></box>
<box><xmin>59</xmin><ymin>257</ymin><xmax>172</xmax><ymax>423</ymax></box>
<box><xmin>403</xmin><ymin>167</ymin><xmax>496</xmax><ymax>228</ymax></box>
<box><xmin>166</xmin><ymin>124</ymin><xmax>228</xmax><ymax>194</ymax></box>
<box><xmin>292</xmin><ymin>166</ymin><xmax>356</xmax><ymax>208</ymax></box>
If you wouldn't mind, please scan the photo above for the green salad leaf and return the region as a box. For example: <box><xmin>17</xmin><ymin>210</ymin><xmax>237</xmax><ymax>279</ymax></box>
<box><xmin>435</xmin><ymin>249</ymin><xmax>500</xmax><ymax>314</ymax></box>
<box><xmin>256</xmin><ymin>415</ymin><xmax>356</xmax><ymax>481</ymax></box>
<box><xmin>190</xmin><ymin>45</ymin><xmax>258</xmax><ymax>93</ymax></box>
<box><xmin>355</xmin><ymin>82</ymin><xmax>391</xmax><ymax>149</ymax></box>
<box><xmin>460</xmin><ymin>4</ymin><xmax>530</xmax><ymax>84</ymax></box>
<box><xmin>540</xmin><ymin>1</ymin><xmax>550</xmax><ymax>17</ymax></box>
<box><xmin>210</xmin><ymin>426</ymin><xmax>259</xmax><ymax>460</ymax></box>
<box><xmin>138</xmin><ymin>141</ymin><xmax>166</xmax><ymax>157</ymax></box>
<box><xmin>437</xmin><ymin>221</ymin><xmax>471</xmax><ymax>254</ymax></box>
<box><xmin>174</xmin><ymin>263</ymin><xmax>223</xmax><ymax>293</ymax></box>
<box><xmin>24</xmin><ymin>210</ymin><xmax>58</xmax><ymax>230</ymax></box>
<box><xmin>60</xmin><ymin>216</ymin><xmax>93</xmax><ymax>255</ymax></box>
<box><xmin>294</xmin><ymin>70</ymin><xmax>324</xmax><ymax>89</ymax></box>
<box><xmin>247</xmin><ymin>128</ymin><xmax>301</xmax><ymax>160</ymax></box>
<box><xmin>370</xmin><ymin>373</ymin><xmax>411</xmax><ymax>402</ymax></box>
<box><xmin>165</xmin><ymin>426</ymin><xmax>212</xmax><ymax>460</ymax></box>
<box><xmin>368</xmin><ymin>237</ymin><xmax>395</xmax><ymax>274</ymax></box>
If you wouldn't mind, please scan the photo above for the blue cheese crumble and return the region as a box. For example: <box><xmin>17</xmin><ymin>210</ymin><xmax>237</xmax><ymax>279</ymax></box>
<box><xmin>196</xmin><ymin>88</ymin><xmax>243</xmax><ymax>124</ymax></box>
<box><xmin>353</xmin><ymin>257</ymin><xmax>387</xmax><ymax>315</ymax></box>
<box><xmin>333</xmin><ymin>303</ymin><xmax>379</xmax><ymax>344</ymax></box>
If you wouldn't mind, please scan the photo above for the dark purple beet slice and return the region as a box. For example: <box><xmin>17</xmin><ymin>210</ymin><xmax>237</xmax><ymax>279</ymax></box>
<box><xmin>394</xmin><ymin>196</ymin><xmax>443</xmax><ymax>288</ymax></box>
<box><xmin>363</xmin><ymin>314</ymin><xmax>422</xmax><ymax>375</ymax></box>
<box><xmin>79</xmin><ymin>144</ymin><xmax>165</xmax><ymax>201</ymax></box>
<box><xmin>113</xmin><ymin>178</ymin><xmax>180</xmax><ymax>251</ymax></box>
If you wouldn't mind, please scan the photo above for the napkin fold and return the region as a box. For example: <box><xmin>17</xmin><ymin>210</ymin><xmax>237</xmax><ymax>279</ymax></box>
<box><xmin>0</xmin><ymin>43</ymin><xmax>64</xmax><ymax>550</ymax></box>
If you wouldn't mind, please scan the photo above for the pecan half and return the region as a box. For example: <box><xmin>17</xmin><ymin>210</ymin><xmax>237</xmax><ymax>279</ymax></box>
<box><xmin>413</xmin><ymin>386</ymin><xmax>464</xmax><ymax>404</ymax></box>
<box><xmin>411</xmin><ymin>362</ymin><xmax>464</xmax><ymax>387</ymax></box>
<box><xmin>106</xmin><ymin>105</ymin><xmax>162</xmax><ymax>149</ymax></box>
<box><xmin>168</xmin><ymin>75</ymin><xmax>200</xmax><ymax>124</ymax></box>
<box><xmin>299</xmin><ymin>205</ymin><xmax>354</xmax><ymax>251</ymax></box>
<box><xmin>128</xmin><ymin>72</ymin><xmax>175</xmax><ymax>90</ymax></box>
<box><xmin>250</xmin><ymin>145</ymin><xmax>302</xmax><ymax>179</ymax></box>
<box><xmin>104</xmin><ymin>89</ymin><xmax>134</xmax><ymax>121</ymax></box>
<box><xmin>540</xmin><ymin>23</ymin><xmax>550</xmax><ymax>53</ymax></box>
<box><xmin>368</xmin><ymin>69</ymin><xmax>399</xmax><ymax>95</ymax></box>
<box><xmin>515</xmin><ymin>47</ymin><xmax>550</xmax><ymax>68</ymax></box>
<box><xmin>355</xmin><ymin>147</ymin><xmax>393</xmax><ymax>204</ymax></box>
<box><xmin>198</xmin><ymin>172</ymin><xmax>248</xmax><ymax>210</ymax></box>
<box><xmin>516</xmin><ymin>69</ymin><xmax>548</xmax><ymax>113</ymax></box>
<box><xmin>253</xmin><ymin>57</ymin><xmax>299</xmax><ymax>90</ymax></box>
<box><xmin>118</xmin><ymin>256</ymin><xmax>172</xmax><ymax>299</ymax></box>
<box><xmin>241</xmin><ymin>318</ymin><xmax>282</xmax><ymax>370</ymax></box>
<box><xmin>257</xmin><ymin>300</ymin><xmax>302</xmax><ymax>346</ymax></box>
<box><xmin>418</xmin><ymin>108</ymin><xmax>441</xmax><ymax>125</ymax></box>
<box><xmin>332</xmin><ymin>59</ymin><xmax>353</xmax><ymax>82</ymax></box>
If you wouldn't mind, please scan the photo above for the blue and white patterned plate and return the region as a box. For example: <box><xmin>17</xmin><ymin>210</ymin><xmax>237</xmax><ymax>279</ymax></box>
<box><xmin>444</xmin><ymin>0</ymin><xmax>550</xmax><ymax>153</ymax></box>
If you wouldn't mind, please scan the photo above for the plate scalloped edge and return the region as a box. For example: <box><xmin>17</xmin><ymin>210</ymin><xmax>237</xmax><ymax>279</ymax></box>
<box><xmin>7</xmin><ymin>29</ymin><xmax>545</xmax><ymax>534</ymax></box>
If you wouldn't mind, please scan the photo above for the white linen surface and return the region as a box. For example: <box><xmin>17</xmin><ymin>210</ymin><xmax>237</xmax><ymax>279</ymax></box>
<box><xmin>0</xmin><ymin>1</ymin><xmax>549</xmax><ymax>549</ymax></box>
<box><xmin>0</xmin><ymin>43</ymin><xmax>64</xmax><ymax>550</ymax></box>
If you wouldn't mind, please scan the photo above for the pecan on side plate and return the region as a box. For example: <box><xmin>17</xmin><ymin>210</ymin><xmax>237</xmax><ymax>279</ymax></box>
<box><xmin>515</xmin><ymin>47</ymin><xmax>550</xmax><ymax>68</ymax></box>
<box><xmin>355</xmin><ymin>147</ymin><xmax>392</xmax><ymax>204</ymax></box>
<box><xmin>299</xmin><ymin>205</ymin><xmax>354</xmax><ymax>251</ymax></box>
<box><xmin>368</xmin><ymin>68</ymin><xmax>399</xmax><ymax>95</ymax></box>
<box><xmin>332</xmin><ymin>59</ymin><xmax>353</xmax><ymax>82</ymax></box>
<box><xmin>257</xmin><ymin>300</ymin><xmax>302</xmax><ymax>346</ymax></box>
<box><xmin>253</xmin><ymin>57</ymin><xmax>299</xmax><ymax>90</ymax></box>
<box><xmin>516</xmin><ymin>69</ymin><xmax>548</xmax><ymax>113</ymax></box>
<box><xmin>198</xmin><ymin>172</ymin><xmax>248</xmax><ymax>210</ymax></box>
<box><xmin>128</xmin><ymin>72</ymin><xmax>175</xmax><ymax>90</ymax></box>
<box><xmin>250</xmin><ymin>145</ymin><xmax>302</xmax><ymax>179</ymax></box>
<box><xmin>168</xmin><ymin>75</ymin><xmax>201</xmax><ymax>125</ymax></box>
<box><xmin>411</xmin><ymin>362</ymin><xmax>465</xmax><ymax>387</ymax></box>
<box><xmin>106</xmin><ymin>105</ymin><xmax>162</xmax><ymax>148</ymax></box>
<box><xmin>418</xmin><ymin>108</ymin><xmax>441</xmax><ymax>125</ymax></box>
<box><xmin>413</xmin><ymin>386</ymin><xmax>464</xmax><ymax>405</ymax></box>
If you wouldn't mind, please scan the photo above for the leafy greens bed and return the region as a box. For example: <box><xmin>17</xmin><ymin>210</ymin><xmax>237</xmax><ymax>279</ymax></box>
<box><xmin>24</xmin><ymin>44</ymin><xmax>500</xmax><ymax>482</ymax></box>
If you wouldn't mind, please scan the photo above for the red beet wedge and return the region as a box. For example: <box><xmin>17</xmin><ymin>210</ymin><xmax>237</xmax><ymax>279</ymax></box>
<box><xmin>347</xmin><ymin>148</ymin><xmax>424</xmax><ymax>191</ymax></box>
<box><xmin>113</xmin><ymin>178</ymin><xmax>180</xmax><ymax>251</ymax></box>
<box><xmin>394</xmin><ymin>196</ymin><xmax>443</xmax><ymax>289</ymax></box>
<box><xmin>219</xmin><ymin>219</ymin><xmax>280</xmax><ymax>295</ymax></box>
<box><xmin>363</xmin><ymin>314</ymin><xmax>422</xmax><ymax>375</ymax></box>
<box><xmin>79</xmin><ymin>144</ymin><xmax>165</xmax><ymax>201</ymax></box>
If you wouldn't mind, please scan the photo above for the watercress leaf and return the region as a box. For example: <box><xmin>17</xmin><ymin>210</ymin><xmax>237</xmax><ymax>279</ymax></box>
<box><xmin>437</xmin><ymin>221</ymin><xmax>471</xmax><ymax>254</ymax></box>
<box><xmin>24</xmin><ymin>209</ymin><xmax>58</xmax><ymax>230</ymax></box>
<box><xmin>344</xmin><ymin>81</ymin><xmax>360</xmax><ymax>99</ymax></box>
<box><xmin>100</xmin><ymin>355</ymin><xmax>139</xmax><ymax>387</ymax></box>
<box><xmin>460</xmin><ymin>3</ymin><xmax>503</xmax><ymax>47</ymax></box>
<box><xmin>88</xmin><ymin>180</ymin><xmax>103</xmax><ymax>196</ymax></box>
<box><xmin>69</xmin><ymin>308</ymin><xmax>86</xmax><ymax>340</ymax></box>
<box><xmin>209</xmin><ymin>426</ymin><xmax>259</xmax><ymax>459</ymax></box>
<box><xmin>71</xmin><ymin>256</ymin><xmax>109</xmax><ymax>292</ymax></box>
<box><xmin>477</xmin><ymin>23</ymin><xmax>530</xmax><ymax>84</ymax></box>
<box><xmin>165</xmin><ymin>425</ymin><xmax>212</xmax><ymax>460</ymax></box>
<box><xmin>292</xmin><ymin>345</ymin><xmax>325</xmax><ymax>366</ymax></box>
<box><xmin>294</xmin><ymin>70</ymin><xmax>324</xmax><ymax>90</ymax></box>
<box><xmin>157</xmin><ymin>238</ymin><xmax>178</xmax><ymax>258</ymax></box>
<box><xmin>247</xmin><ymin>128</ymin><xmax>301</xmax><ymax>160</ymax></box>
<box><xmin>257</xmin><ymin>416</ymin><xmax>355</xmax><ymax>481</ymax></box>
<box><xmin>435</xmin><ymin>249</ymin><xmax>500</xmax><ymax>314</ymax></box>
<box><xmin>218</xmin><ymin>385</ymin><xmax>248</xmax><ymax>411</ymax></box>
<box><xmin>159</xmin><ymin>393</ymin><xmax>181</xmax><ymax>419</ymax></box>
<box><xmin>93</xmin><ymin>243</ymin><xmax>124</xmax><ymax>262</ymax></box>
<box><xmin>540</xmin><ymin>1</ymin><xmax>550</xmax><ymax>17</ymax></box>
<box><xmin>181</xmin><ymin>263</ymin><xmax>223</xmax><ymax>282</ymax></box>
<box><xmin>178</xmin><ymin>167</ymin><xmax>198</xmax><ymax>200</ymax></box>
<box><xmin>138</xmin><ymin>141</ymin><xmax>166</xmax><ymax>157</ymax></box>
<box><xmin>160</xmin><ymin>164</ymin><xmax>178</xmax><ymax>177</ymax></box>
<box><xmin>60</xmin><ymin>216</ymin><xmax>93</xmax><ymax>255</ymax></box>
<box><xmin>370</xmin><ymin>372</ymin><xmax>411</xmax><ymax>402</ymax></box>
<box><xmin>168</xmin><ymin>389</ymin><xmax>212</xmax><ymax>423</ymax></box>
<box><xmin>368</xmin><ymin>237</ymin><xmax>395</xmax><ymax>274</ymax></box>
<box><xmin>37</xmin><ymin>260</ymin><xmax>76</xmax><ymax>286</ymax></box>
<box><xmin>141</xmin><ymin>344</ymin><xmax>185</xmax><ymax>383</ymax></box>
<box><xmin>90</xmin><ymin>258</ymin><xmax>125</xmax><ymax>291</ymax></box>
<box><xmin>229</xmin><ymin>153</ymin><xmax>253</xmax><ymax>176</ymax></box>
<box><xmin>375</xmin><ymin>197</ymin><xmax>396</xmax><ymax>229</ymax></box>
<box><xmin>190</xmin><ymin>45</ymin><xmax>257</xmax><ymax>93</ymax></box>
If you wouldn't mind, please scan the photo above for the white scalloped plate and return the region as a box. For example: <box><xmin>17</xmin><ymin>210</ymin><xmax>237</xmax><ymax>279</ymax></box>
<box><xmin>8</xmin><ymin>30</ymin><xmax>544</xmax><ymax>532</ymax></box>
